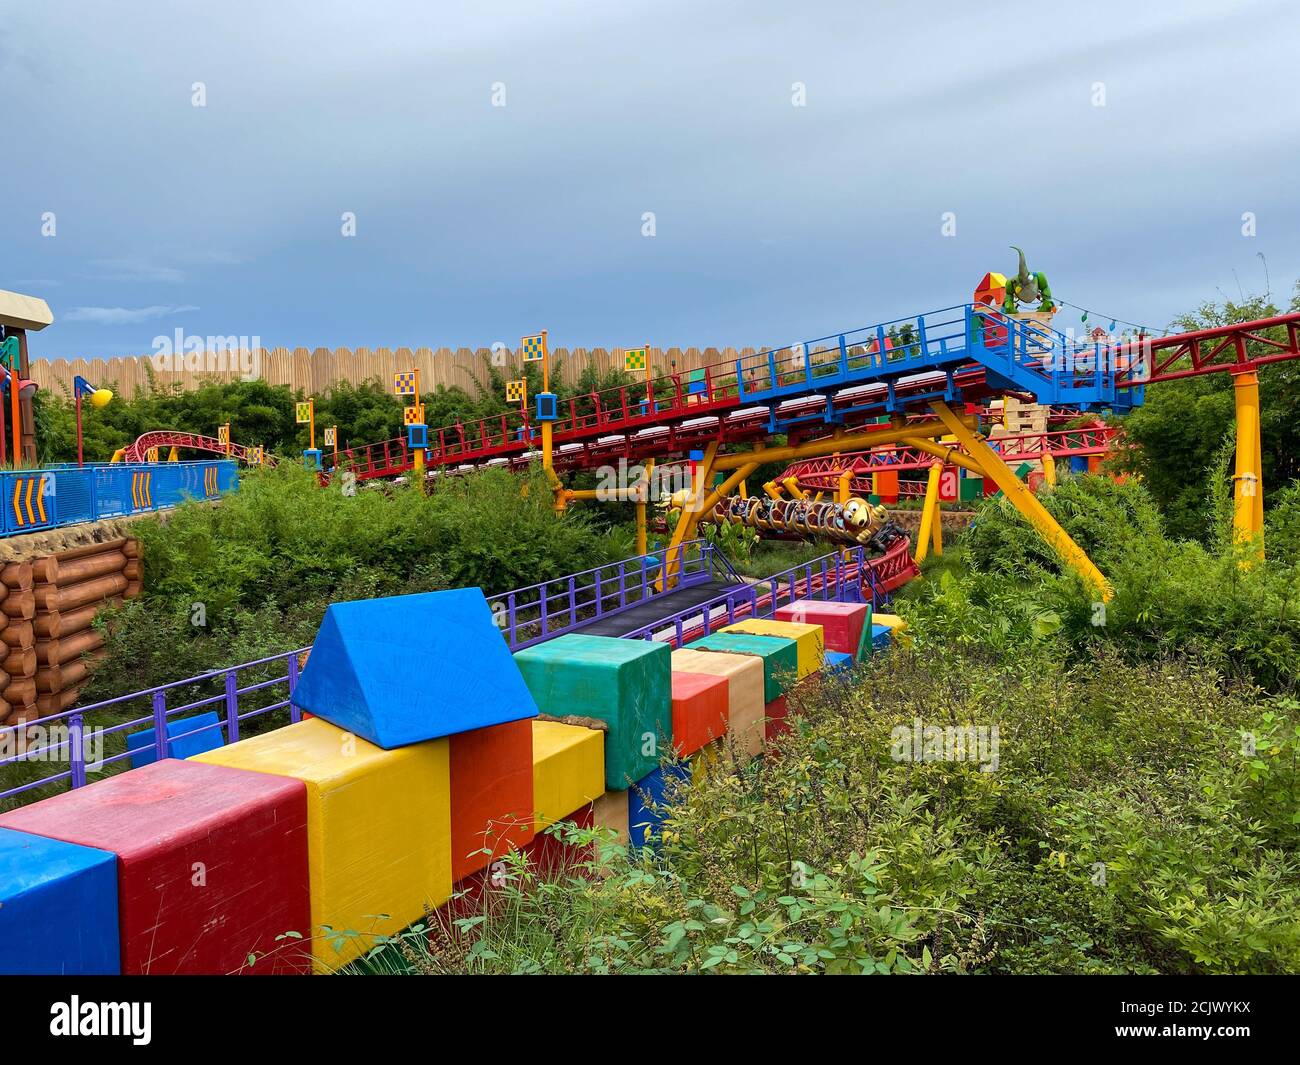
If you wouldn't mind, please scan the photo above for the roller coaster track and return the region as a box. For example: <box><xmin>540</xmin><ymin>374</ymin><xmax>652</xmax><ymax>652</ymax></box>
<box><xmin>120</xmin><ymin>431</ymin><xmax>277</xmax><ymax>466</ymax></box>
<box><xmin>322</xmin><ymin>308</ymin><xmax>1298</xmax><ymax>484</ymax></box>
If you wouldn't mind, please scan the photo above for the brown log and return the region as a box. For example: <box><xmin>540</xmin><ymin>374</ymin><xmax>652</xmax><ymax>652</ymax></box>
<box><xmin>2</xmin><ymin>590</ymin><xmax>34</xmax><ymax>621</ymax></box>
<box><xmin>36</xmin><ymin>627</ymin><xmax>105</xmax><ymax>666</ymax></box>
<box><xmin>2</xmin><ymin>620</ymin><xmax>33</xmax><ymax>650</ymax></box>
<box><xmin>34</xmin><ymin>573</ymin><xmax>128</xmax><ymax>613</ymax></box>
<box><xmin>0</xmin><ymin>668</ymin><xmax>9</xmax><ymax>691</ymax></box>
<box><xmin>36</xmin><ymin>686</ymin><xmax>83</xmax><ymax>716</ymax></box>
<box><xmin>122</xmin><ymin>539</ymin><xmax>140</xmax><ymax>560</ymax></box>
<box><xmin>0</xmin><ymin>699</ymin><xmax>12</xmax><ymax>725</ymax></box>
<box><xmin>34</xmin><ymin>598</ymin><xmax>121</xmax><ymax>639</ymax></box>
<box><xmin>0</xmin><ymin>581</ymin><xmax>8</xmax><ymax>603</ymax></box>
<box><xmin>39</xmin><ymin>551</ymin><xmax>128</xmax><ymax>588</ymax></box>
<box><xmin>37</xmin><ymin>650</ymin><xmax>105</xmax><ymax>694</ymax></box>
<box><xmin>4</xmin><ymin>646</ymin><xmax>35</xmax><ymax>679</ymax></box>
<box><xmin>55</xmin><ymin>537</ymin><xmax>129</xmax><ymax>563</ymax></box>
<box><xmin>125</xmin><ymin>579</ymin><xmax>142</xmax><ymax>599</ymax></box>
<box><xmin>123</xmin><ymin>558</ymin><xmax>141</xmax><ymax>580</ymax></box>
<box><xmin>1</xmin><ymin>562</ymin><xmax>32</xmax><ymax>591</ymax></box>
<box><xmin>31</xmin><ymin>555</ymin><xmax>59</xmax><ymax>584</ymax></box>
<box><xmin>3</xmin><ymin>678</ymin><xmax>36</xmax><ymax>708</ymax></box>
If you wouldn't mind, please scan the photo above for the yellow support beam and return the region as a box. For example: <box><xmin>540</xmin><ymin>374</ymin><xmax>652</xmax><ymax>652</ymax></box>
<box><xmin>1232</xmin><ymin>370</ymin><xmax>1265</xmax><ymax>560</ymax></box>
<box><xmin>837</xmin><ymin>469</ymin><xmax>852</xmax><ymax>505</ymax></box>
<box><xmin>914</xmin><ymin>463</ymin><xmax>943</xmax><ymax>565</ymax></box>
<box><xmin>782</xmin><ymin>476</ymin><xmax>807</xmax><ymax>501</ymax></box>
<box><xmin>710</xmin><ymin>415</ymin><xmax>974</xmax><ymax>472</ymax></box>
<box><xmin>1042</xmin><ymin>453</ymin><xmax>1057</xmax><ymax>487</ymax></box>
<box><xmin>930</xmin><ymin>401</ymin><xmax>1111</xmax><ymax>600</ymax></box>
<box><xmin>901</xmin><ymin>436</ymin><xmax>986</xmax><ymax>476</ymax></box>
<box><xmin>763</xmin><ymin>480</ymin><xmax>784</xmax><ymax>501</ymax></box>
<box><xmin>659</xmin><ymin>441</ymin><xmax>720</xmax><ymax>590</ymax></box>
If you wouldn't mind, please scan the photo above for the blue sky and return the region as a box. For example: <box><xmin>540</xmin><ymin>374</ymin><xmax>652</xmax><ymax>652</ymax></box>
<box><xmin>2</xmin><ymin>0</ymin><xmax>1298</xmax><ymax>360</ymax></box>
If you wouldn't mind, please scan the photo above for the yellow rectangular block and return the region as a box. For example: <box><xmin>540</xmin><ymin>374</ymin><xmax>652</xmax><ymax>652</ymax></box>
<box><xmin>871</xmin><ymin>613</ymin><xmax>908</xmax><ymax>632</ymax></box>
<box><xmin>532</xmin><ymin>720</ymin><xmax>605</xmax><ymax>831</ymax></box>
<box><xmin>720</xmin><ymin>619</ymin><xmax>824</xmax><ymax>679</ymax></box>
<box><xmin>671</xmin><ymin>648</ymin><xmax>765</xmax><ymax>758</ymax></box>
<box><xmin>193</xmin><ymin>717</ymin><xmax>451</xmax><ymax>972</ymax></box>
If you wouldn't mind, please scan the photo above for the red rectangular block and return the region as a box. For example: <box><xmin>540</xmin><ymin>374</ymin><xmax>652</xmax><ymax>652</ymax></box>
<box><xmin>0</xmin><ymin>758</ymin><xmax>310</xmax><ymax>975</ymax></box>
<box><xmin>765</xmin><ymin>696</ymin><xmax>791</xmax><ymax>741</ymax></box>
<box><xmin>671</xmin><ymin>671</ymin><xmax>730</xmax><ymax>756</ymax></box>
<box><xmin>776</xmin><ymin>599</ymin><xmax>869</xmax><ymax>655</ymax></box>
<box><xmin>449</xmin><ymin>719</ymin><xmax>536</xmax><ymax>883</ymax></box>
<box><xmin>526</xmin><ymin>801</ymin><xmax>595</xmax><ymax>880</ymax></box>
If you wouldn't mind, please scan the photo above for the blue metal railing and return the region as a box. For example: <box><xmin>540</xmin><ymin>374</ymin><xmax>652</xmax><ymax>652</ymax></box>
<box><xmin>0</xmin><ymin>460</ymin><xmax>237</xmax><ymax>537</ymax></box>
<box><xmin>734</xmin><ymin>303</ymin><xmax>1138</xmax><ymax>421</ymax></box>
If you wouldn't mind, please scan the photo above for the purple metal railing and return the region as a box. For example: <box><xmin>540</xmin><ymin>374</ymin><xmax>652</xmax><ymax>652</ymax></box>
<box><xmin>0</xmin><ymin>649</ymin><xmax>307</xmax><ymax>806</ymax></box>
<box><xmin>622</xmin><ymin>546</ymin><xmax>879</xmax><ymax>646</ymax></box>
<box><xmin>483</xmin><ymin>538</ymin><xmax>716</xmax><ymax>650</ymax></box>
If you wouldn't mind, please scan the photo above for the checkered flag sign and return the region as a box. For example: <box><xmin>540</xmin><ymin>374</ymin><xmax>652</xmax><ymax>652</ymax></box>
<box><xmin>521</xmin><ymin>333</ymin><xmax>546</xmax><ymax>363</ymax></box>
<box><xmin>505</xmin><ymin>379</ymin><xmax>527</xmax><ymax>403</ymax></box>
<box><xmin>217</xmin><ymin>424</ymin><xmax>229</xmax><ymax>445</ymax></box>
<box><xmin>403</xmin><ymin>403</ymin><xmax>426</xmax><ymax>425</ymax></box>
<box><xmin>145</xmin><ymin>447</ymin><xmax>159</xmax><ymax>462</ymax></box>
<box><xmin>295</xmin><ymin>401</ymin><xmax>312</xmax><ymax>423</ymax></box>
<box><xmin>249</xmin><ymin>446</ymin><xmax>264</xmax><ymax>464</ymax></box>
<box><xmin>323</xmin><ymin>427</ymin><xmax>337</xmax><ymax>446</ymax></box>
<box><xmin>393</xmin><ymin>371</ymin><xmax>417</xmax><ymax>396</ymax></box>
<box><xmin>624</xmin><ymin>347</ymin><xmax>648</xmax><ymax>372</ymax></box>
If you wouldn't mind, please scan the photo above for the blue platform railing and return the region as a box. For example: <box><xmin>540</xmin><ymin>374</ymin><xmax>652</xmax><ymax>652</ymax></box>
<box><xmin>734</xmin><ymin>303</ymin><xmax>1140</xmax><ymax>426</ymax></box>
<box><xmin>0</xmin><ymin>460</ymin><xmax>238</xmax><ymax>537</ymax></box>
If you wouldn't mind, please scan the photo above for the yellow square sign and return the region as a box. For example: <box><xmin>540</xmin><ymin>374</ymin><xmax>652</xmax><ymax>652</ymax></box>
<box><xmin>505</xmin><ymin>379</ymin><xmax>527</xmax><ymax>403</ymax></box>
<box><xmin>323</xmin><ymin>427</ymin><xmax>337</xmax><ymax>446</ymax></box>
<box><xmin>624</xmin><ymin>348</ymin><xmax>647</xmax><ymax>372</ymax></box>
<box><xmin>521</xmin><ymin>333</ymin><xmax>546</xmax><ymax>363</ymax></box>
<box><xmin>403</xmin><ymin>404</ymin><xmax>426</xmax><ymax>426</ymax></box>
<box><xmin>393</xmin><ymin>371</ymin><xmax>417</xmax><ymax>396</ymax></box>
<box><xmin>296</xmin><ymin>401</ymin><xmax>313</xmax><ymax>423</ymax></box>
<box><xmin>217</xmin><ymin>424</ymin><xmax>230</xmax><ymax>445</ymax></box>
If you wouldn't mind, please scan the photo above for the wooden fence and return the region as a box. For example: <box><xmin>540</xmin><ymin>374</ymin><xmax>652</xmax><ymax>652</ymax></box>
<box><xmin>29</xmin><ymin>345</ymin><xmax>774</xmax><ymax>399</ymax></box>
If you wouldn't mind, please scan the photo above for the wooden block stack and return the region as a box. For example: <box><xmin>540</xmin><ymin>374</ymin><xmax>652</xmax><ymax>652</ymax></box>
<box><xmin>16</xmin><ymin>539</ymin><xmax>141</xmax><ymax>722</ymax></box>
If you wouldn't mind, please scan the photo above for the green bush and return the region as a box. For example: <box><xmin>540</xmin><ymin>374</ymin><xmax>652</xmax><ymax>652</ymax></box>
<box><xmin>349</xmin><ymin>647</ymin><xmax>1300</xmax><ymax>975</ymax></box>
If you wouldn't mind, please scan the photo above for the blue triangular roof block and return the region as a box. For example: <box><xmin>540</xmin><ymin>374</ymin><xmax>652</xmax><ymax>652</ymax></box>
<box><xmin>294</xmin><ymin>588</ymin><xmax>538</xmax><ymax>749</ymax></box>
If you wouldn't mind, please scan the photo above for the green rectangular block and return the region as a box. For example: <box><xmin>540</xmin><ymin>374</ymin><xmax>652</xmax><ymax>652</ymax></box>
<box><xmin>959</xmin><ymin>476</ymin><xmax>983</xmax><ymax>501</ymax></box>
<box><xmin>514</xmin><ymin>634</ymin><xmax>672</xmax><ymax>790</ymax></box>
<box><xmin>687</xmin><ymin>633</ymin><xmax>798</xmax><ymax>702</ymax></box>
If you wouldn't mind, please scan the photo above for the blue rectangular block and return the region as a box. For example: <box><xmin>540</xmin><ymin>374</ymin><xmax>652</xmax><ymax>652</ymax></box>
<box><xmin>824</xmin><ymin>651</ymin><xmax>854</xmax><ymax>673</ymax></box>
<box><xmin>0</xmin><ymin>827</ymin><xmax>120</xmax><ymax>974</ymax></box>
<box><xmin>628</xmin><ymin>763</ymin><xmax>691</xmax><ymax>851</ymax></box>
<box><xmin>871</xmin><ymin>624</ymin><xmax>892</xmax><ymax>649</ymax></box>
<box><xmin>294</xmin><ymin>589</ymin><xmax>538</xmax><ymax>749</ymax></box>
<box><xmin>126</xmin><ymin>711</ymin><xmax>225</xmax><ymax>768</ymax></box>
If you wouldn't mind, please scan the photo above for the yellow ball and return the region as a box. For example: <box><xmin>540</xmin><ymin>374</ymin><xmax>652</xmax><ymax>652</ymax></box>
<box><xmin>90</xmin><ymin>388</ymin><xmax>113</xmax><ymax>408</ymax></box>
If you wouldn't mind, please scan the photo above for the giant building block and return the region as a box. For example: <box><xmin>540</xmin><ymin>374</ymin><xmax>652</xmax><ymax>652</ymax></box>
<box><xmin>0</xmin><ymin>759</ymin><xmax>310</xmax><ymax>975</ymax></box>
<box><xmin>688</xmin><ymin>632</ymin><xmax>798</xmax><ymax>702</ymax></box>
<box><xmin>592</xmin><ymin>788</ymin><xmax>630</xmax><ymax>846</ymax></box>
<box><xmin>765</xmin><ymin>696</ymin><xmax>791</xmax><ymax>741</ymax></box>
<box><xmin>0</xmin><ymin>827</ymin><xmax>120</xmax><ymax>975</ymax></box>
<box><xmin>629</xmin><ymin>763</ymin><xmax>691</xmax><ymax>851</ymax></box>
<box><xmin>670</xmin><ymin>648</ymin><xmax>765</xmax><ymax>758</ymax></box>
<box><xmin>293</xmin><ymin>589</ymin><xmax>538</xmax><ymax>749</ymax></box>
<box><xmin>720</xmin><ymin>619</ymin><xmax>824</xmax><ymax>679</ymax></box>
<box><xmin>532</xmin><ymin>720</ymin><xmax>605</xmax><ymax>830</ymax></box>
<box><xmin>670</xmin><ymin>670</ymin><xmax>729</xmax><ymax>756</ymax></box>
<box><xmin>527</xmin><ymin>801</ymin><xmax>595</xmax><ymax>878</ymax></box>
<box><xmin>193</xmin><ymin>717</ymin><xmax>450</xmax><ymax>972</ymax></box>
<box><xmin>776</xmin><ymin>599</ymin><xmax>870</xmax><ymax>656</ymax></box>
<box><xmin>514</xmin><ymin>634</ymin><xmax>671</xmax><ymax>789</ymax></box>
<box><xmin>449</xmin><ymin>719</ymin><xmax>535</xmax><ymax>883</ymax></box>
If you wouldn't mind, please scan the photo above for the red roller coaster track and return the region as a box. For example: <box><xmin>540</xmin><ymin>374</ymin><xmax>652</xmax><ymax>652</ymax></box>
<box><xmin>120</xmin><ymin>431</ymin><xmax>277</xmax><ymax>466</ymax></box>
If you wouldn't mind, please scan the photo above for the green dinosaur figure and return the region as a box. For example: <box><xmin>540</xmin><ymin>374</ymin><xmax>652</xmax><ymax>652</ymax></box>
<box><xmin>1002</xmin><ymin>246</ymin><xmax>1055</xmax><ymax>314</ymax></box>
